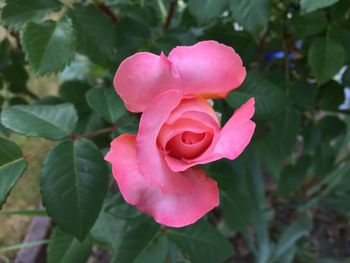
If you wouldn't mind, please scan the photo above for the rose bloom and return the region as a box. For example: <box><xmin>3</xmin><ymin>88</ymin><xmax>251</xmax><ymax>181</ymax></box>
<box><xmin>105</xmin><ymin>41</ymin><xmax>255</xmax><ymax>227</ymax></box>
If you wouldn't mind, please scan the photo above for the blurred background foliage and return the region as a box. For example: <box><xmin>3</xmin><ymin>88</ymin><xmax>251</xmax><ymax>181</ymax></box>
<box><xmin>0</xmin><ymin>0</ymin><xmax>350</xmax><ymax>262</ymax></box>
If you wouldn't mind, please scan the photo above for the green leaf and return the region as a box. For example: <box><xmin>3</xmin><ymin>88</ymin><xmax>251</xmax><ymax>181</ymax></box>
<box><xmin>86</xmin><ymin>88</ymin><xmax>126</xmax><ymax>123</ymax></box>
<box><xmin>289</xmin><ymin>11</ymin><xmax>327</xmax><ymax>38</ymax></box>
<box><xmin>277</xmin><ymin>156</ymin><xmax>311</xmax><ymax>197</ymax></box>
<box><xmin>226</xmin><ymin>72</ymin><xmax>287</xmax><ymax>120</ymax></box>
<box><xmin>112</xmin><ymin>222</ymin><xmax>168</xmax><ymax>263</ymax></box>
<box><xmin>221</xmin><ymin>189</ymin><xmax>252</xmax><ymax>231</ymax></box>
<box><xmin>301</xmin><ymin>0</ymin><xmax>339</xmax><ymax>13</ymax></box>
<box><xmin>91</xmin><ymin>206</ymin><xmax>128</xmax><ymax>249</ymax></box>
<box><xmin>59</xmin><ymin>80</ymin><xmax>92</xmax><ymax>115</ymax></box>
<box><xmin>167</xmin><ymin>221</ymin><xmax>234</xmax><ymax>263</ymax></box>
<box><xmin>230</xmin><ymin>0</ymin><xmax>271</xmax><ymax>36</ymax></box>
<box><xmin>308</xmin><ymin>37</ymin><xmax>345</xmax><ymax>85</ymax></box>
<box><xmin>68</xmin><ymin>4</ymin><xmax>116</xmax><ymax>66</ymax></box>
<box><xmin>1</xmin><ymin>103</ymin><xmax>78</xmax><ymax>140</ymax></box>
<box><xmin>317</xmin><ymin>81</ymin><xmax>345</xmax><ymax>111</ymax></box>
<box><xmin>188</xmin><ymin>0</ymin><xmax>229</xmax><ymax>24</ymax></box>
<box><xmin>318</xmin><ymin>116</ymin><xmax>347</xmax><ymax>141</ymax></box>
<box><xmin>1</xmin><ymin>0</ymin><xmax>62</xmax><ymax>30</ymax></box>
<box><xmin>47</xmin><ymin>227</ymin><xmax>92</xmax><ymax>263</ymax></box>
<box><xmin>266</xmin><ymin>107</ymin><xmax>301</xmax><ymax>157</ymax></box>
<box><xmin>42</xmin><ymin>139</ymin><xmax>109</xmax><ymax>241</ymax></box>
<box><xmin>289</xmin><ymin>81</ymin><xmax>318</xmax><ymax>110</ymax></box>
<box><xmin>22</xmin><ymin>15</ymin><xmax>76</xmax><ymax>75</ymax></box>
<box><xmin>275</xmin><ymin>217</ymin><xmax>312</xmax><ymax>258</ymax></box>
<box><xmin>0</xmin><ymin>137</ymin><xmax>27</xmax><ymax>208</ymax></box>
<box><xmin>329</xmin><ymin>27</ymin><xmax>350</xmax><ymax>63</ymax></box>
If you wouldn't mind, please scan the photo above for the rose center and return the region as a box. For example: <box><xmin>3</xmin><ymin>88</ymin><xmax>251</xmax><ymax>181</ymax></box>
<box><xmin>181</xmin><ymin>131</ymin><xmax>205</xmax><ymax>145</ymax></box>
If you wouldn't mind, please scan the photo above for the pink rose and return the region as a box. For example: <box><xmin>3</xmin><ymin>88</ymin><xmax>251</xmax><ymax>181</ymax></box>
<box><xmin>105</xmin><ymin>41</ymin><xmax>255</xmax><ymax>227</ymax></box>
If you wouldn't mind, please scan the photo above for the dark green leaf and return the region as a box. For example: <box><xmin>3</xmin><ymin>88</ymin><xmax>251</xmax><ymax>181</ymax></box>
<box><xmin>226</xmin><ymin>72</ymin><xmax>287</xmax><ymax>120</ymax></box>
<box><xmin>266</xmin><ymin>107</ymin><xmax>301</xmax><ymax>157</ymax></box>
<box><xmin>275</xmin><ymin>217</ymin><xmax>312</xmax><ymax>258</ymax></box>
<box><xmin>22</xmin><ymin>15</ymin><xmax>76</xmax><ymax>75</ymax></box>
<box><xmin>112</xmin><ymin>222</ymin><xmax>168</xmax><ymax>263</ymax></box>
<box><xmin>289</xmin><ymin>11</ymin><xmax>327</xmax><ymax>37</ymax></box>
<box><xmin>317</xmin><ymin>81</ymin><xmax>345</xmax><ymax>111</ymax></box>
<box><xmin>277</xmin><ymin>156</ymin><xmax>311</xmax><ymax>197</ymax></box>
<box><xmin>1</xmin><ymin>0</ymin><xmax>62</xmax><ymax>29</ymax></box>
<box><xmin>47</xmin><ymin>227</ymin><xmax>92</xmax><ymax>263</ymax></box>
<box><xmin>290</xmin><ymin>81</ymin><xmax>317</xmax><ymax>110</ymax></box>
<box><xmin>188</xmin><ymin>0</ymin><xmax>229</xmax><ymax>24</ymax></box>
<box><xmin>329</xmin><ymin>27</ymin><xmax>350</xmax><ymax>63</ymax></box>
<box><xmin>221</xmin><ymin>189</ymin><xmax>252</xmax><ymax>231</ymax></box>
<box><xmin>0</xmin><ymin>137</ymin><xmax>27</xmax><ymax>208</ymax></box>
<box><xmin>42</xmin><ymin>139</ymin><xmax>109</xmax><ymax>241</ymax></box>
<box><xmin>318</xmin><ymin>115</ymin><xmax>347</xmax><ymax>141</ymax></box>
<box><xmin>308</xmin><ymin>37</ymin><xmax>345</xmax><ymax>85</ymax></box>
<box><xmin>1</xmin><ymin>103</ymin><xmax>78</xmax><ymax>140</ymax></box>
<box><xmin>86</xmin><ymin>88</ymin><xmax>126</xmax><ymax>123</ymax></box>
<box><xmin>3</xmin><ymin>64</ymin><xmax>28</xmax><ymax>93</ymax></box>
<box><xmin>230</xmin><ymin>0</ymin><xmax>271</xmax><ymax>36</ymax></box>
<box><xmin>9</xmin><ymin>97</ymin><xmax>28</xmax><ymax>105</ymax></box>
<box><xmin>301</xmin><ymin>0</ymin><xmax>339</xmax><ymax>13</ymax></box>
<box><xmin>59</xmin><ymin>80</ymin><xmax>92</xmax><ymax>115</ymax></box>
<box><xmin>167</xmin><ymin>221</ymin><xmax>234</xmax><ymax>263</ymax></box>
<box><xmin>68</xmin><ymin>4</ymin><xmax>116</xmax><ymax>66</ymax></box>
<box><xmin>91</xmin><ymin>206</ymin><xmax>128</xmax><ymax>249</ymax></box>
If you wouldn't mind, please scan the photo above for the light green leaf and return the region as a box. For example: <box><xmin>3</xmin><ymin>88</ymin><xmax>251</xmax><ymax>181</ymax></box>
<box><xmin>226</xmin><ymin>72</ymin><xmax>287</xmax><ymax>120</ymax></box>
<box><xmin>22</xmin><ymin>15</ymin><xmax>76</xmax><ymax>75</ymax></box>
<box><xmin>86</xmin><ymin>88</ymin><xmax>126</xmax><ymax>123</ymax></box>
<box><xmin>68</xmin><ymin>4</ymin><xmax>116</xmax><ymax>66</ymax></box>
<box><xmin>42</xmin><ymin>139</ymin><xmax>109</xmax><ymax>241</ymax></box>
<box><xmin>308</xmin><ymin>37</ymin><xmax>345</xmax><ymax>85</ymax></box>
<box><xmin>47</xmin><ymin>227</ymin><xmax>92</xmax><ymax>263</ymax></box>
<box><xmin>230</xmin><ymin>0</ymin><xmax>271</xmax><ymax>36</ymax></box>
<box><xmin>112</xmin><ymin>222</ymin><xmax>168</xmax><ymax>263</ymax></box>
<box><xmin>188</xmin><ymin>0</ymin><xmax>229</xmax><ymax>24</ymax></box>
<box><xmin>167</xmin><ymin>221</ymin><xmax>234</xmax><ymax>263</ymax></box>
<box><xmin>0</xmin><ymin>137</ymin><xmax>27</xmax><ymax>208</ymax></box>
<box><xmin>301</xmin><ymin>0</ymin><xmax>339</xmax><ymax>13</ymax></box>
<box><xmin>275</xmin><ymin>217</ymin><xmax>312</xmax><ymax>258</ymax></box>
<box><xmin>1</xmin><ymin>0</ymin><xmax>62</xmax><ymax>30</ymax></box>
<box><xmin>1</xmin><ymin>103</ymin><xmax>78</xmax><ymax>140</ymax></box>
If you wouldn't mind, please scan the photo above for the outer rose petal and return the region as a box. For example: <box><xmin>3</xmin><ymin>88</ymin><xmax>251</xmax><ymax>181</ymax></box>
<box><xmin>165</xmin><ymin>98</ymin><xmax>256</xmax><ymax>172</ymax></box>
<box><xmin>114</xmin><ymin>52</ymin><xmax>179</xmax><ymax>112</ymax></box>
<box><xmin>168</xmin><ymin>40</ymin><xmax>246</xmax><ymax>98</ymax></box>
<box><xmin>136</xmin><ymin>89</ymin><xmax>197</xmax><ymax>194</ymax></box>
<box><xmin>105</xmin><ymin>134</ymin><xmax>219</xmax><ymax>227</ymax></box>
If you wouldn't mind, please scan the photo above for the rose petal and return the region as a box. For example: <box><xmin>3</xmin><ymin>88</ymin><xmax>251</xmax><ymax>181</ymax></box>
<box><xmin>165</xmin><ymin>98</ymin><xmax>256</xmax><ymax>172</ymax></box>
<box><xmin>105</xmin><ymin>134</ymin><xmax>219</xmax><ymax>227</ymax></box>
<box><xmin>114</xmin><ymin>52</ymin><xmax>180</xmax><ymax>112</ymax></box>
<box><xmin>168</xmin><ymin>40</ymin><xmax>246</xmax><ymax>99</ymax></box>
<box><xmin>136</xmin><ymin>89</ymin><xmax>197</xmax><ymax>194</ymax></box>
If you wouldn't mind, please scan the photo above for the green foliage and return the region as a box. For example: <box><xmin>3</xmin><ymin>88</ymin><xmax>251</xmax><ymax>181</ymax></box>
<box><xmin>22</xmin><ymin>15</ymin><xmax>76</xmax><ymax>75</ymax></box>
<box><xmin>86</xmin><ymin>88</ymin><xmax>126</xmax><ymax>123</ymax></box>
<box><xmin>167</xmin><ymin>221</ymin><xmax>234</xmax><ymax>263</ymax></box>
<box><xmin>1</xmin><ymin>0</ymin><xmax>62</xmax><ymax>30</ymax></box>
<box><xmin>42</xmin><ymin>139</ymin><xmax>108</xmax><ymax>241</ymax></box>
<box><xmin>0</xmin><ymin>0</ymin><xmax>350</xmax><ymax>262</ymax></box>
<box><xmin>226</xmin><ymin>72</ymin><xmax>287</xmax><ymax>120</ymax></box>
<box><xmin>0</xmin><ymin>137</ymin><xmax>27</xmax><ymax>208</ymax></box>
<box><xmin>47</xmin><ymin>227</ymin><xmax>92</xmax><ymax>263</ymax></box>
<box><xmin>68</xmin><ymin>4</ymin><xmax>116</xmax><ymax>66</ymax></box>
<box><xmin>1</xmin><ymin>104</ymin><xmax>78</xmax><ymax>140</ymax></box>
<box><xmin>230</xmin><ymin>0</ymin><xmax>271</xmax><ymax>36</ymax></box>
<box><xmin>308</xmin><ymin>37</ymin><xmax>345</xmax><ymax>85</ymax></box>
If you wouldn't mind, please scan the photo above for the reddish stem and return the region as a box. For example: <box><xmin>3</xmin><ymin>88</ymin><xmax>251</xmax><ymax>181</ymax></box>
<box><xmin>99</xmin><ymin>3</ymin><xmax>117</xmax><ymax>22</ymax></box>
<box><xmin>70</xmin><ymin>125</ymin><xmax>117</xmax><ymax>141</ymax></box>
<box><xmin>163</xmin><ymin>0</ymin><xmax>177</xmax><ymax>30</ymax></box>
